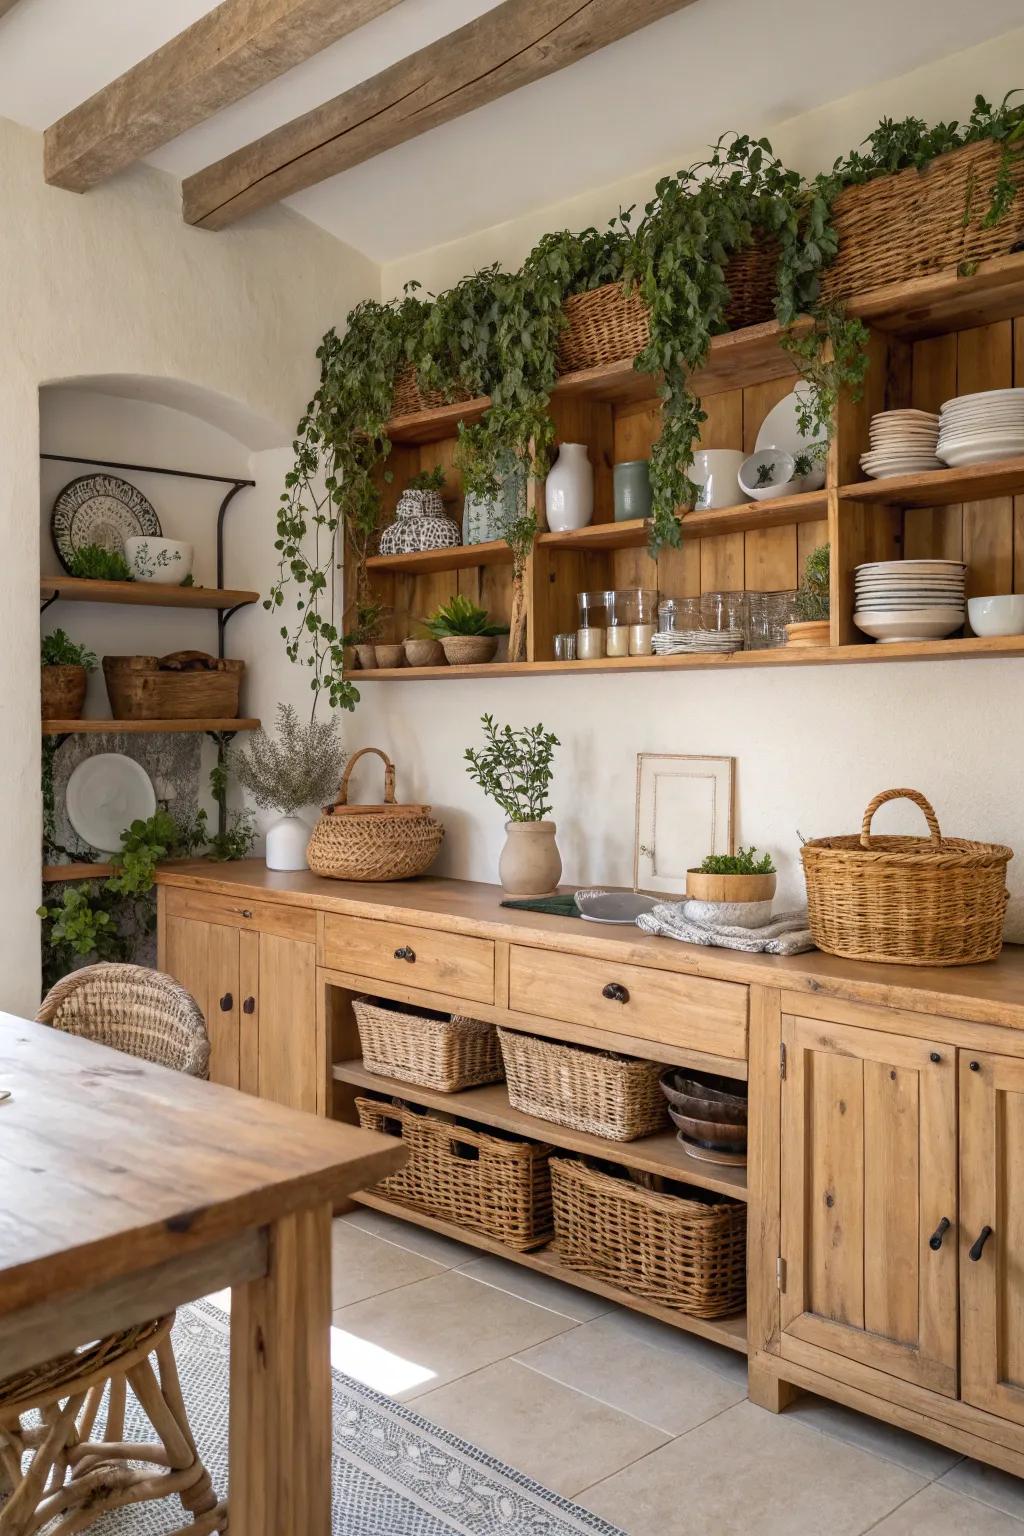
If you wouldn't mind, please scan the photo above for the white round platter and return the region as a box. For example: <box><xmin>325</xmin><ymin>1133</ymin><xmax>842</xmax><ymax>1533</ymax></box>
<box><xmin>754</xmin><ymin>385</ymin><xmax>826</xmax><ymax>461</ymax></box>
<box><xmin>66</xmin><ymin>753</ymin><xmax>158</xmax><ymax>854</ymax></box>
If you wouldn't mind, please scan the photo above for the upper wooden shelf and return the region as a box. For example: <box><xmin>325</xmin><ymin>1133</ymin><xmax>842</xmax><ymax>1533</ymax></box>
<box><xmin>42</xmin><ymin>717</ymin><xmax>260</xmax><ymax>735</ymax></box>
<box><xmin>40</xmin><ymin>576</ymin><xmax>260</xmax><ymax>610</ymax></box>
<box><xmin>537</xmin><ymin>490</ymin><xmax>828</xmax><ymax>553</ymax></box>
<box><xmin>366</xmin><ymin>538</ymin><xmax>511</xmax><ymax>575</ymax></box>
<box><xmin>840</xmin><ymin>456</ymin><xmax>1024</xmax><ymax>508</ymax></box>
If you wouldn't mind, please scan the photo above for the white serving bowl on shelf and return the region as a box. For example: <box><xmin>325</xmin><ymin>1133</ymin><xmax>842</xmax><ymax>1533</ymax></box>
<box><xmin>967</xmin><ymin>595</ymin><xmax>1024</xmax><ymax>637</ymax></box>
<box><xmin>853</xmin><ymin>607</ymin><xmax>965</xmax><ymax>643</ymax></box>
<box><xmin>124</xmin><ymin>536</ymin><xmax>195</xmax><ymax>585</ymax></box>
<box><xmin>738</xmin><ymin>450</ymin><xmax>796</xmax><ymax>501</ymax></box>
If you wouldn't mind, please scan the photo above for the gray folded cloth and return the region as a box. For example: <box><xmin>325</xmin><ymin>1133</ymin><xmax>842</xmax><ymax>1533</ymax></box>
<box><xmin>637</xmin><ymin>902</ymin><xmax>816</xmax><ymax>954</ymax></box>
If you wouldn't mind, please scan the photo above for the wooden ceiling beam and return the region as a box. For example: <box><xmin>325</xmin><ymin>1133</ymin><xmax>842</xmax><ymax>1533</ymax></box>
<box><xmin>44</xmin><ymin>0</ymin><xmax>404</xmax><ymax>193</ymax></box>
<box><xmin>183</xmin><ymin>0</ymin><xmax>701</xmax><ymax>230</ymax></box>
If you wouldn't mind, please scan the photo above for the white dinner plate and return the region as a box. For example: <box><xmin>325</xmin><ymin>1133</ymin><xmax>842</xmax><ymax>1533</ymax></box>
<box><xmin>576</xmin><ymin>890</ymin><xmax>660</xmax><ymax>924</ymax></box>
<box><xmin>941</xmin><ymin>388</ymin><xmax>1024</xmax><ymax>410</ymax></box>
<box><xmin>66</xmin><ymin>753</ymin><xmax>157</xmax><ymax>854</ymax></box>
<box><xmin>755</xmin><ymin>385</ymin><xmax>826</xmax><ymax>462</ymax></box>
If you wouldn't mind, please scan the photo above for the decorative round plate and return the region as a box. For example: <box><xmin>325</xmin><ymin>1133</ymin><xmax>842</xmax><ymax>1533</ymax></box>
<box><xmin>51</xmin><ymin>475</ymin><xmax>161</xmax><ymax>573</ymax></box>
<box><xmin>575</xmin><ymin>890</ymin><xmax>659</xmax><ymax>924</ymax></box>
<box><xmin>66</xmin><ymin>753</ymin><xmax>157</xmax><ymax>853</ymax></box>
<box><xmin>755</xmin><ymin>385</ymin><xmax>826</xmax><ymax>461</ymax></box>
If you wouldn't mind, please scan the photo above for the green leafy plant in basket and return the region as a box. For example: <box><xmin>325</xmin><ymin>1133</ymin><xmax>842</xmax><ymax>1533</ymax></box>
<box><xmin>421</xmin><ymin>594</ymin><xmax>508</xmax><ymax>639</ymax></box>
<box><xmin>699</xmin><ymin>847</ymin><xmax>776</xmax><ymax>876</ymax></box>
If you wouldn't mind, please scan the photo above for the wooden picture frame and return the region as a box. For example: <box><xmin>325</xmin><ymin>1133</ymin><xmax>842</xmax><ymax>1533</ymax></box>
<box><xmin>633</xmin><ymin>753</ymin><xmax>735</xmax><ymax>896</ymax></box>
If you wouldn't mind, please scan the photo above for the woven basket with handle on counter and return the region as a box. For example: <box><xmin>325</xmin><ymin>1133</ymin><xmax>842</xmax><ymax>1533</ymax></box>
<box><xmin>306</xmin><ymin>746</ymin><xmax>444</xmax><ymax>882</ymax></box>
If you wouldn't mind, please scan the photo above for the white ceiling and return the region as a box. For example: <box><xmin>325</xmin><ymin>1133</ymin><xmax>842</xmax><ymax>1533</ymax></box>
<box><xmin>1</xmin><ymin>0</ymin><xmax>1022</xmax><ymax>264</ymax></box>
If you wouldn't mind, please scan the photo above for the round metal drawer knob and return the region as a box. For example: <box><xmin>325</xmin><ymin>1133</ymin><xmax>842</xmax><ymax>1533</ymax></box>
<box><xmin>602</xmin><ymin>982</ymin><xmax>629</xmax><ymax>1004</ymax></box>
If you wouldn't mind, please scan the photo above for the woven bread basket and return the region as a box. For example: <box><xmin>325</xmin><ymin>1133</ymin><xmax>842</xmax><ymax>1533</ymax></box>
<box><xmin>306</xmin><ymin>746</ymin><xmax>444</xmax><ymax>882</ymax></box>
<box><xmin>801</xmin><ymin>788</ymin><xmax>1012</xmax><ymax>967</ymax></box>
<box><xmin>103</xmin><ymin>651</ymin><xmax>243</xmax><ymax>720</ymax></box>
<box><xmin>353</xmin><ymin>997</ymin><xmax>502</xmax><ymax>1092</ymax></box>
<box><xmin>498</xmin><ymin>1027</ymin><xmax>666</xmax><ymax>1142</ymax></box>
<box><xmin>391</xmin><ymin>364</ymin><xmax>475</xmax><ymax>419</ymax></box>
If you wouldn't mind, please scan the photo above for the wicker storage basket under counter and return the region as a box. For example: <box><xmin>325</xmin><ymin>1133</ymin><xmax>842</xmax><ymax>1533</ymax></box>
<box><xmin>801</xmin><ymin>788</ymin><xmax>1012</xmax><ymax>967</ymax></box>
<box><xmin>355</xmin><ymin>1096</ymin><xmax>552</xmax><ymax>1251</ymax></box>
<box><xmin>307</xmin><ymin>747</ymin><xmax>444</xmax><ymax>882</ymax></box>
<box><xmin>102</xmin><ymin>651</ymin><xmax>243</xmax><ymax>721</ymax></box>
<box><xmin>354</xmin><ymin>997</ymin><xmax>503</xmax><ymax>1093</ymax></box>
<box><xmin>497</xmin><ymin>1028</ymin><xmax>667</xmax><ymax>1142</ymax></box>
<box><xmin>550</xmin><ymin>1157</ymin><xmax>746</xmax><ymax>1318</ymax></box>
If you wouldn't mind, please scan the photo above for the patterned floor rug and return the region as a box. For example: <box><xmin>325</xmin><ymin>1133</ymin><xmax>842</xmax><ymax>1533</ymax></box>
<box><xmin>90</xmin><ymin>1300</ymin><xmax>626</xmax><ymax>1536</ymax></box>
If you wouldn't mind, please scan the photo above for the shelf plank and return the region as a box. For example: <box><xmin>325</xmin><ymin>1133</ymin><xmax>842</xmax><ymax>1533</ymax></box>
<box><xmin>849</xmin><ymin>251</ymin><xmax>1024</xmax><ymax>339</ymax></box>
<box><xmin>537</xmin><ymin>491</ymin><xmax>829</xmax><ymax>553</ymax></box>
<box><xmin>39</xmin><ymin>576</ymin><xmax>259</xmax><ymax>610</ymax></box>
<box><xmin>42</xmin><ymin>862</ymin><xmax>115</xmax><ymax>882</ymax></box>
<box><xmin>42</xmin><ymin>717</ymin><xmax>260</xmax><ymax>735</ymax></box>
<box><xmin>840</xmin><ymin>456</ymin><xmax>1024</xmax><ymax>508</ymax></box>
<box><xmin>334</xmin><ymin>1058</ymin><xmax>747</xmax><ymax>1199</ymax></box>
<box><xmin>352</xmin><ymin>1191</ymin><xmax>747</xmax><ymax>1353</ymax></box>
<box><xmin>365</xmin><ymin>539</ymin><xmax>512</xmax><ymax>575</ymax></box>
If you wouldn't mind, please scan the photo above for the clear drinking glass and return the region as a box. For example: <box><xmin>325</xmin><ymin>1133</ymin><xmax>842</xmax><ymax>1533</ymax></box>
<box><xmin>748</xmin><ymin>591</ymin><xmax>801</xmax><ymax>648</ymax></box>
<box><xmin>701</xmin><ymin>591</ymin><xmax>748</xmax><ymax>634</ymax></box>
<box><xmin>605</xmin><ymin>590</ymin><xmax>630</xmax><ymax>657</ymax></box>
<box><xmin>553</xmin><ymin>632</ymin><xmax>577</xmax><ymax>661</ymax></box>
<box><xmin>576</xmin><ymin>590</ymin><xmax>608</xmax><ymax>660</ymax></box>
<box><xmin>625</xmin><ymin>588</ymin><xmax>658</xmax><ymax>655</ymax></box>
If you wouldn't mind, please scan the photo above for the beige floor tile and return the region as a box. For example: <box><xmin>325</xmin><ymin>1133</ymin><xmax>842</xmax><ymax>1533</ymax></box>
<box><xmin>786</xmin><ymin>1393</ymin><xmax>962</xmax><ymax>1479</ymax></box>
<box><xmin>586</xmin><ymin>1305</ymin><xmax>750</xmax><ymax>1388</ymax></box>
<box><xmin>332</xmin><ymin>1270</ymin><xmax>577</xmax><ymax>1401</ymax></box>
<box><xmin>869</xmin><ymin>1483</ymin><xmax>1024</xmax><ymax>1533</ymax></box>
<box><xmin>415</xmin><ymin>1358</ymin><xmax>666</xmax><ymax>1498</ymax></box>
<box><xmin>457</xmin><ymin>1255</ymin><xmax>614</xmax><ymax>1322</ymax></box>
<box><xmin>579</xmin><ymin>1400</ymin><xmax>924</xmax><ymax>1536</ymax></box>
<box><xmin>515</xmin><ymin>1313</ymin><xmax>745</xmax><ymax>1435</ymax></box>
<box><xmin>339</xmin><ymin>1207</ymin><xmax>480</xmax><ymax>1267</ymax></box>
<box><xmin>939</xmin><ymin>1458</ymin><xmax>1024</xmax><ymax>1521</ymax></box>
<box><xmin>330</xmin><ymin>1217</ymin><xmax>445</xmax><ymax>1307</ymax></box>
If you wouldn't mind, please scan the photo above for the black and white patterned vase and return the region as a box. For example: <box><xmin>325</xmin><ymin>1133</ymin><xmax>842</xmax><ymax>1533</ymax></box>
<box><xmin>379</xmin><ymin>490</ymin><xmax>461</xmax><ymax>555</ymax></box>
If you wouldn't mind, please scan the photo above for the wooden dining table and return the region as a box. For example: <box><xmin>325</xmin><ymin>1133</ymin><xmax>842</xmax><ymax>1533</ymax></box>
<box><xmin>0</xmin><ymin>1013</ymin><xmax>406</xmax><ymax>1535</ymax></box>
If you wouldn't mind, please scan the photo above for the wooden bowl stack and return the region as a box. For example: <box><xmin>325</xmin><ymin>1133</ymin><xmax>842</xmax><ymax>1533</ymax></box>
<box><xmin>658</xmin><ymin>1069</ymin><xmax>748</xmax><ymax>1166</ymax></box>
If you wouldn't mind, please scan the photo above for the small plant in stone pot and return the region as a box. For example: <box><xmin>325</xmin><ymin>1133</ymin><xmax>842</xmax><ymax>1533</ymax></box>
<box><xmin>465</xmin><ymin>713</ymin><xmax>561</xmax><ymax>897</ymax></box>
<box><xmin>686</xmin><ymin>846</ymin><xmax>777</xmax><ymax>904</ymax></box>
<box><xmin>40</xmin><ymin>629</ymin><xmax>97</xmax><ymax>720</ymax></box>
<box><xmin>423</xmin><ymin>594</ymin><xmax>508</xmax><ymax>666</ymax></box>
<box><xmin>346</xmin><ymin>597</ymin><xmax>388</xmax><ymax>672</ymax></box>
<box><xmin>232</xmin><ymin>703</ymin><xmax>346</xmax><ymax>870</ymax></box>
<box><xmin>786</xmin><ymin>543</ymin><xmax>831</xmax><ymax>648</ymax></box>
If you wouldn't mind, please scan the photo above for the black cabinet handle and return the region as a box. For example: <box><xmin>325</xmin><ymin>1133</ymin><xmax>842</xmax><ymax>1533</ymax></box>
<box><xmin>243</xmin><ymin>996</ymin><xmax>255</xmax><ymax>1015</ymax></box>
<box><xmin>929</xmin><ymin>1052</ymin><xmax>942</xmax><ymax>1064</ymax></box>
<box><xmin>602</xmin><ymin>982</ymin><xmax>630</xmax><ymax>1004</ymax></box>
<box><xmin>241</xmin><ymin>909</ymin><xmax>253</xmax><ymax>919</ymax></box>
<box><xmin>969</xmin><ymin>1225</ymin><xmax>994</xmax><ymax>1262</ymax></box>
<box><xmin>928</xmin><ymin>1217</ymin><xmax>951</xmax><ymax>1251</ymax></box>
<box><xmin>219</xmin><ymin>992</ymin><xmax>233</xmax><ymax>1012</ymax></box>
<box><xmin>394</xmin><ymin>945</ymin><xmax>416</xmax><ymax>962</ymax></box>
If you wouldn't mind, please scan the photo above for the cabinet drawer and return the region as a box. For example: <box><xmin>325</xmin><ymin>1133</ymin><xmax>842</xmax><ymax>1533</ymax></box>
<box><xmin>321</xmin><ymin>912</ymin><xmax>495</xmax><ymax>1005</ymax></box>
<box><xmin>162</xmin><ymin>886</ymin><xmax>316</xmax><ymax>942</ymax></box>
<box><xmin>508</xmin><ymin>946</ymin><xmax>747</xmax><ymax>1060</ymax></box>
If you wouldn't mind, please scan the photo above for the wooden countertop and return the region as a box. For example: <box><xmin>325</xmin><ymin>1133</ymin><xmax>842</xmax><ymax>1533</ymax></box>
<box><xmin>157</xmin><ymin>861</ymin><xmax>1024</xmax><ymax>1031</ymax></box>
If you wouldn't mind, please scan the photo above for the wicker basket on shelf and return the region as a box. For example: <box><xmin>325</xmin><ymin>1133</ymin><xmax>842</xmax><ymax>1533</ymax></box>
<box><xmin>355</xmin><ymin>1096</ymin><xmax>553</xmax><ymax>1250</ymax></box>
<box><xmin>306</xmin><ymin>746</ymin><xmax>444</xmax><ymax>882</ymax></box>
<box><xmin>497</xmin><ymin>1028</ymin><xmax>666</xmax><ymax>1141</ymax></box>
<box><xmin>801</xmin><ymin>787</ymin><xmax>1012</xmax><ymax>967</ymax></box>
<box><xmin>821</xmin><ymin>138</ymin><xmax>1024</xmax><ymax>302</ymax></box>
<box><xmin>354</xmin><ymin>997</ymin><xmax>503</xmax><ymax>1093</ymax></box>
<box><xmin>102</xmin><ymin>651</ymin><xmax>243</xmax><ymax>720</ymax></box>
<box><xmin>550</xmin><ymin>1157</ymin><xmax>746</xmax><ymax>1317</ymax></box>
<box><xmin>391</xmin><ymin>364</ymin><xmax>475</xmax><ymax>419</ymax></box>
<box><xmin>41</xmin><ymin>665</ymin><xmax>87</xmax><ymax>719</ymax></box>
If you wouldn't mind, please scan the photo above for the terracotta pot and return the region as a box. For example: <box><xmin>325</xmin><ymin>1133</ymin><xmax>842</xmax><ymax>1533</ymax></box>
<box><xmin>354</xmin><ymin>644</ymin><xmax>377</xmax><ymax>670</ymax></box>
<box><xmin>403</xmin><ymin>638</ymin><xmax>446</xmax><ymax>667</ymax></box>
<box><xmin>440</xmin><ymin>635</ymin><xmax>497</xmax><ymax>666</ymax></box>
<box><xmin>374</xmin><ymin>643</ymin><xmax>405</xmax><ymax>669</ymax></box>
<box><xmin>41</xmin><ymin>664</ymin><xmax>87</xmax><ymax>719</ymax></box>
<box><xmin>499</xmin><ymin>820</ymin><xmax>562</xmax><ymax>898</ymax></box>
<box><xmin>785</xmin><ymin>619</ymin><xmax>831</xmax><ymax>649</ymax></box>
<box><xmin>685</xmin><ymin>869</ymin><xmax>777</xmax><ymax>904</ymax></box>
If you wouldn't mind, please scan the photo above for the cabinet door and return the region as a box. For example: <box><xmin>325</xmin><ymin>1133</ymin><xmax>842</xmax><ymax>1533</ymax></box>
<box><xmin>780</xmin><ymin>1013</ymin><xmax>957</xmax><ymax>1396</ymax></box>
<box><xmin>162</xmin><ymin>914</ymin><xmax>240</xmax><ymax>1089</ymax></box>
<box><xmin>961</xmin><ymin>1050</ymin><xmax>1024</xmax><ymax>1426</ymax></box>
<box><xmin>253</xmin><ymin>933</ymin><xmax>317</xmax><ymax>1114</ymax></box>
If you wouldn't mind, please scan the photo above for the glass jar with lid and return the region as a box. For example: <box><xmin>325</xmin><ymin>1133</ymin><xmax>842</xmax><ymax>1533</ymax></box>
<box><xmin>576</xmin><ymin>590</ymin><xmax>609</xmax><ymax>660</ymax></box>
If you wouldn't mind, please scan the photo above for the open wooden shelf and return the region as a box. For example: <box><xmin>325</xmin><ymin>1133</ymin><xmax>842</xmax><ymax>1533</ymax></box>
<box><xmin>538</xmin><ymin>491</ymin><xmax>828</xmax><ymax>553</ymax></box>
<box><xmin>40</xmin><ymin>576</ymin><xmax>259</xmax><ymax>610</ymax></box>
<box><xmin>353</xmin><ymin>1190</ymin><xmax>747</xmax><ymax>1354</ymax></box>
<box><xmin>334</xmin><ymin>1058</ymin><xmax>747</xmax><ymax>1200</ymax></box>
<box><xmin>840</xmin><ymin>455</ymin><xmax>1024</xmax><ymax>507</ymax></box>
<box><xmin>42</xmin><ymin>717</ymin><xmax>260</xmax><ymax>735</ymax></box>
<box><xmin>365</xmin><ymin>539</ymin><xmax>512</xmax><ymax>575</ymax></box>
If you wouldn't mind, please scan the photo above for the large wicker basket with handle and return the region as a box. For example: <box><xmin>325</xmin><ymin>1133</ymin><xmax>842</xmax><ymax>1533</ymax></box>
<box><xmin>801</xmin><ymin>788</ymin><xmax>1012</xmax><ymax>967</ymax></box>
<box><xmin>306</xmin><ymin>746</ymin><xmax>444</xmax><ymax>881</ymax></box>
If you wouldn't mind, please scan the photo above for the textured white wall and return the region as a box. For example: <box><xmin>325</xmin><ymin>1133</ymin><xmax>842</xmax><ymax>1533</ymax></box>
<box><xmin>5</xmin><ymin>113</ymin><xmax>377</xmax><ymax>1013</ymax></box>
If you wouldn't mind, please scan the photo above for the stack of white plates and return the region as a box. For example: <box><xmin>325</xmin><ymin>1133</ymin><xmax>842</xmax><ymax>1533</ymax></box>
<box><xmin>860</xmin><ymin>410</ymin><xmax>941</xmax><ymax>478</ymax></box>
<box><xmin>653</xmin><ymin>629</ymin><xmax>743</xmax><ymax>655</ymax></box>
<box><xmin>938</xmin><ymin>389</ymin><xmax>1024</xmax><ymax>466</ymax></box>
<box><xmin>854</xmin><ymin>560</ymin><xmax>966</xmax><ymax>643</ymax></box>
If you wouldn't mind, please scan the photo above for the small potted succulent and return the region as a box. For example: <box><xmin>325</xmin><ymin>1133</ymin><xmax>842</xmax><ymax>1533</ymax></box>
<box><xmin>423</xmin><ymin>595</ymin><xmax>508</xmax><ymax>665</ymax></box>
<box><xmin>41</xmin><ymin>629</ymin><xmax>97</xmax><ymax>719</ymax></box>
<box><xmin>233</xmin><ymin>703</ymin><xmax>346</xmax><ymax>870</ymax></box>
<box><xmin>465</xmin><ymin>713</ymin><xmax>561</xmax><ymax>897</ymax></box>
<box><xmin>786</xmin><ymin>543</ymin><xmax>830</xmax><ymax>648</ymax></box>
<box><xmin>686</xmin><ymin>847</ymin><xmax>777</xmax><ymax>904</ymax></box>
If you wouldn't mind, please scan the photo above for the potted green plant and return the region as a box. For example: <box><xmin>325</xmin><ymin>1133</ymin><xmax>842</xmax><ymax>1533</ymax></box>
<box><xmin>686</xmin><ymin>847</ymin><xmax>777</xmax><ymax>904</ymax></box>
<box><xmin>423</xmin><ymin>594</ymin><xmax>508</xmax><ymax>666</ymax></box>
<box><xmin>41</xmin><ymin>629</ymin><xmax>97</xmax><ymax>719</ymax></box>
<box><xmin>465</xmin><ymin>714</ymin><xmax>561</xmax><ymax>897</ymax></box>
<box><xmin>67</xmin><ymin>544</ymin><xmax>134</xmax><ymax>581</ymax></box>
<box><xmin>786</xmin><ymin>543</ymin><xmax>831</xmax><ymax>648</ymax></box>
<box><xmin>348</xmin><ymin>598</ymin><xmax>387</xmax><ymax>671</ymax></box>
<box><xmin>233</xmin><ymin>704</ymin><xmax>346</xmax><ymax>870</ymax></box>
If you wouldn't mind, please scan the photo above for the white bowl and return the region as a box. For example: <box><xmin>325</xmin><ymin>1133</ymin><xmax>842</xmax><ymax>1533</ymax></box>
<box><xmin>690</xmin><ymin>450</ymin><xmax>745</xmax><ymax>511</ymax></box>
<box><xmin>967</xmin><ymin>595</ymin><xmax>1024</xmax><ymax>637</ymax></box>
<box><xmin>854</xmin><ymin>607</ymin><xmax>965</xmax><ymax>643</ymax></box>
<box><xmin>738</xmin><ymin>450</ymin><xmax>797</xmax><ymax>501</ymax></box>
<box><xmin>125</xmin><ymin>536</ymin><xmax>194</xmax><ymax>585</ymax></box>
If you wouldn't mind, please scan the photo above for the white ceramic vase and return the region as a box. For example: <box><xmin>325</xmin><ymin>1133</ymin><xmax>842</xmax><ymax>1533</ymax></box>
<box><xmin>498</xmin><ymin>820</ymin><xmax>562</xmax><ymax>898</ymax></box>
<box><xmin>545</xmin><ymin>443</ymin><xmax>593</xmax><ymax>532</ymax></box>
<box><xmin>266</xmin><ymin>814</ymin><xmax>310</xmax><ymax>871</ymax></box>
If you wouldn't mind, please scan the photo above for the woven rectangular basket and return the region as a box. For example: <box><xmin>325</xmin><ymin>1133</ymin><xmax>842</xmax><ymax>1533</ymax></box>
<box><xmin>355</xmin><ymin>1096</ymin><xmax>553</xmax><ymax>1250</ymax></box>
<box><xmin>497</xmin><ymin>1028</ymin><xmax>667</xmax><ymax>1142</ymax></box>
<box><xmin>391</xmin><ymin>365</ymin><xmax>475</xmax><ymax>419</ymax></box>
<box><xmin>550</xmin><ymin>1157</ymin><xmax>746</xmax><ymax>1318</ymax></box>
<box><xmin>354</xmin><ymin>997</ymin><xmax>503</xmax><ymax>1093</ymax></box>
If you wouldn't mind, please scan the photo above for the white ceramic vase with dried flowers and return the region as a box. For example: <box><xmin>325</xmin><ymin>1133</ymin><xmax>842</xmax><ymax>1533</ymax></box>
<box><xmin>233</xmin><ymin>703</ymin><xmax>346</xmax><ymax>870</ymax></box>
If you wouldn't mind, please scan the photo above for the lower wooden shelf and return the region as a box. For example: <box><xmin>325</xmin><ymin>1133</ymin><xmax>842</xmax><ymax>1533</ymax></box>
<box><xmin>42</xmin><ymin>717</ymin><xmax>260</xmax><ymax>735</ymax></box>
<box><xmin>353</xmin><ymin>1191</ymin><xmax>748</xmax><ymax>1354</ymax></box>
